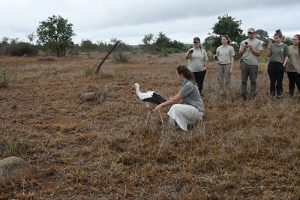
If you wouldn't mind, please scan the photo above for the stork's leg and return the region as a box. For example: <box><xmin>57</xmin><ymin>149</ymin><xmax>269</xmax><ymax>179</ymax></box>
<box><xmin>145</xmin><ymin>111</ymin><xmax>150</xmax><ymax>125</ymax></box>
<box><xmin>159</xmin><ymin>110</ymin><xmax>164</xmax><ymax>124</ymax></box>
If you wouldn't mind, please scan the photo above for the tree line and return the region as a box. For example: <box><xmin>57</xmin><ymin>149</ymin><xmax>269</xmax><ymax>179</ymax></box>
<box><xmin>0</xmin><ymin>14</ymin><xmax>294</xmax><ymax>57</ymax></box>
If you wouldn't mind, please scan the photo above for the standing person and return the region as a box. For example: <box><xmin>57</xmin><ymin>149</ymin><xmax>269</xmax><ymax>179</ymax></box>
<box><xmin>154</xmin><ymin>66</ymin><xmax>204</xmax><ymax>131</ymax></box>
<box><xmin>185</xmin><ymin>37</ymin><xmax>208</xmax><ymax>96</ymax></box>
<box><xmin>239</xmin><ymin>28</ymin><xmax>263</xmax><ymax>100</ymax></box>
<box><xmin>267</xmin><ymin>29</ymin><xmax>289</xmax><ymax>98</ymax></box>
<box><xmin>286</xmin><ymin>34</ymin><xmax>300</xmax><ymax>98</ymax></box>
<box><xmin>216</xmin><ymin>35</ymin><xmax>235</xmax><ymax>92</ymax></box>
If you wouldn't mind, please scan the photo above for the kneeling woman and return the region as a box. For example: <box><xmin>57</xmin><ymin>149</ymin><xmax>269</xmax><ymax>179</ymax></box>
<box><xmin>154</xmin><ymin>66</ymin><xmax>204</xmax><ymax>131</ymax></box>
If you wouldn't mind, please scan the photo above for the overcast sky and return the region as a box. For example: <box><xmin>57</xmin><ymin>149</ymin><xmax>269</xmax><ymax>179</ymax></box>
<box><xmin>0</xmin><ymin>0</ymin><xmax>299</xmax><ymax>45</ymax></box>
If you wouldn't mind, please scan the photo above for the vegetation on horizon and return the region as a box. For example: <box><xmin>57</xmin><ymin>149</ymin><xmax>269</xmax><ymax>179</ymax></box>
<box><xmin>0</xmin><ymin>14</ymin><xmax>295</xmax><ymax>58</ymax></box>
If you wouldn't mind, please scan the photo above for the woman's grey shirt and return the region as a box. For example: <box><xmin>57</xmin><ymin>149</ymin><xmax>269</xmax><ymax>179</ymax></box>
<box><xmin>179</xmin><ymin>80</ymin><xmax>204</xmax><ymax>113</ymax></box>
<box><xmin>269</xmin><ymin>43</ymin><xmax>289</xmax><ymax>64</ymax></box>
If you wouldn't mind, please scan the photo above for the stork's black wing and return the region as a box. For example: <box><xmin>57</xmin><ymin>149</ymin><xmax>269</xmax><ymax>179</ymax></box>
<box><xmin>142</xmin><ymin>93</ymin><xmax>166</xmax><ymax>105</ymax></box>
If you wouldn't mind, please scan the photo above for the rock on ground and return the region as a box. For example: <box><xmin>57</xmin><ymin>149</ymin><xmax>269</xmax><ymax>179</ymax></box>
<box><xmin>79</xmin><ymin>85</ymin><xmax>105</xmax><ymax>102</ymax></box>
<box><xmin>0</xmin><ymin>156</ymin><xmax>32</xmax><ymax>185</ymax></box>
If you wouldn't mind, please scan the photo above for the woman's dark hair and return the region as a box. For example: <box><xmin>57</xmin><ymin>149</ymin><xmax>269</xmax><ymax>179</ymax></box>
<box><xmin>221</xmin><ymin>35</ymin><xmax>231</xmax><ymax>44</ymax></box>
<box><xmin>177</xmin><ymin>65</ymin><xmax>195</xmax><ymax>81</ymax></box>
<box><xmin>193</xmin><ymin>37</ymin><xmax>202</xmax><ymax>49</ymax></box>
<box><xmin>274</xmin><ymin>29</ymin><xmax>283</xmax><ymax>39</ymax></box>
<box><xmin>295</xmin><ymin>34</ymin><xmax>300</xmax><ymax>54</ymax></box>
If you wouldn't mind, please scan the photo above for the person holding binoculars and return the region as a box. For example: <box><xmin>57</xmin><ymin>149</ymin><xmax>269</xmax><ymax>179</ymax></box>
<box><xmin>185</xmin><ymin>37</ymin><xmax>208</xmax><ymax>96</ymax></box>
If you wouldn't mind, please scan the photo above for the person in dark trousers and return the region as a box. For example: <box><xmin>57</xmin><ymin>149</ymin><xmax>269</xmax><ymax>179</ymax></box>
<box><xmin>185</xmin><ymin>37</ymin><xmax>208</xmax><ymax>96</ymax></box>
<box><xmin>267</xmin><ymin>29</ymin><xmax>289</xmax><ymax>98</ymax></box>
<box><xmin>239</xmin><ymin>28</ymin><xmax>263</xmax><ymax>100</ymax></box>
<box><xmin>286</xmin><ymin>34</ymin><xmax>300</xmax><ymax>98</ymax></box>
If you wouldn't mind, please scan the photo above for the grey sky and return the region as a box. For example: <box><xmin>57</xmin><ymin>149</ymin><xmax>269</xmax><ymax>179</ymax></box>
<box><xmin>0</xmin><ymin>0</ymin><xmax>299</xmax><ymax>44</ymax></box>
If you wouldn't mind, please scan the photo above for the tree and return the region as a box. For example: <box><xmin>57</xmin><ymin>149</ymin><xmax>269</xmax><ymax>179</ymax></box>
<box><xmin>203</xmin><ymin>35</ymin><xmax>219</xmax><ymax>51</ymax></box>
<box><xmin>284</xmin><ymin>37</ymin><xmax>293</xmax><ymax>46</ymax></box>
<box><xmin>209</xmin><ymin>14</ymin><xmax>244</xmax><ymax>53</ymax></box>
<box><xmin>80</xmin><ymin>40</ymin><xmax>95</xmax><ymax>52</ymax></box>
<box><xmin>154</xmin><ymin>32</ymin><xmax>172</xmax><ymax>50</ymax></box>
<box><xmin>142</xmin><ymin>33</ymin><xmax>154</xmax><ymax>45</ymax></box>
<box><xmin>255</xmin><ymin>29</ymin><xmax>269</xmax><ymax>47</ymax></box>
<box><xmin>80</xmin><ymin>39</ymin><xmax>97</xmax><ymax>58</ymax></box>
<box><xmin>212</xmin><ymin>14</ymin><xmax>243</xmax><ymax>43</ymax></box>
<box><xmin>1</xmin><ymin>37</ymin><xmax>9</xmax><ymax>45</ymax></box>
<box><xmin>140</xmin><ymin>32</ymin><xmax>186</xmax><ymax>54</ymax></box>
<box><xmin>36</xmin><ymin>15</ymin><xmax>75</xmax><ymax>57</ymax></box>
<box><xmin>27</xmin><ymin>32</ymin><xmax>36</xmax><ymax>44</ymax></box>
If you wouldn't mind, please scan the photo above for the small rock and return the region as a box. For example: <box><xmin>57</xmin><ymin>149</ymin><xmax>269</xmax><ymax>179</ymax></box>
<box><xmin>0</xmin><ymin>156</ymin><xmax>32</xmax><ymax>185</ymax></box>
<box><xmin>79</xmin><ymin>85</ymin><xmax>105</xmax><ymax>102</ymax></box>
<box><xmin>80</xmin><ymin>92</ymin><xmax>97</xmax><ymax>101</ymax></box>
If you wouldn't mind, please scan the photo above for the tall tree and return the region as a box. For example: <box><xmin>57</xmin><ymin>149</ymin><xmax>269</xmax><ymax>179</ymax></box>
<box><xmin>255</xmin><ymin>29</ymin><xmax>269</xmax><ymax>47</ymax></box>
<box><xmin>209</xmin><ymin>14</ymin><xmax>244</xmax><ymax>53</ymax></box>
<box><xmin>154</xmin><ymin>32</ymin><xmax>172</xmax><ymax>50</ymax></box>
<box><xmin>36</xmin><ymin>15</ymin><xmax>75</xmax><ymax>57</ymax></box>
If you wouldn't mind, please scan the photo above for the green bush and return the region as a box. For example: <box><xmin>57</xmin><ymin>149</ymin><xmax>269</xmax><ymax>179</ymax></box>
<box><xmin>9</xmin><ymin>42</ymin><xmax>38</xmax><ymax>56</ymax></box>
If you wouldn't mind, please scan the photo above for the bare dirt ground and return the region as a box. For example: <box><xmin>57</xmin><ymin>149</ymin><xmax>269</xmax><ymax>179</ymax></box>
<box><xmin>0</xmin><ymin>53</ymin><xmax>299</xmax><ymax>199</ymax></box>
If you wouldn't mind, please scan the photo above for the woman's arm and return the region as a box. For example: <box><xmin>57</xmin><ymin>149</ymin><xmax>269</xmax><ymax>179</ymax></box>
<box><xmin>283</xmin><ymin>56</ymin><xmax>288</xmax><ymax>67</ymax></box>
<box><xmin>283</xmin><ymin>45</ymin><xmax>289</xmax><ymax>67</ymax></box>
<box><xmin>203</xmin><ymin>50</ymin><xmax>208</xmax><ymax>67</ymax></box>
<box><xmin>185</xmin><ymin>49</ymin><xmax>193</xmax><ymax>59</ymax></box>
<box><xmin>154</xmin><ymin>94</ymin><xmax>183</xmax><ymax>111</ymax></box>
<box><xmin>230</xmin><ymin>56</ymin><xmax>234</xmax><ymax>73</ymax></box>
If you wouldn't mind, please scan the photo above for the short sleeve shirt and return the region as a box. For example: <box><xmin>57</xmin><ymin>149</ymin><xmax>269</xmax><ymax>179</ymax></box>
<box><xmin>187</xmin><ymin>48</ymin><xmax>208</xmax><ymax>72</ymax></box>
<box><xmin>240</xmin><ymin>38</ymin><xmax>263</xmax><ymax>65</ymax></box>
<box><xmin>179</xmin><ymin>80</ymin><xmax>204</xmax><ymax>112</ymax></box>
<box><xmin>216</xmin><ymin>45</ymin><xmax>235</xmax><ymax>65</ymax></box>
<box><xmin>269</xmin><ymin>43</ymin><xmax>289</xmax><ymax>64</ymax></box>
<box><xmin>286</xmin><ymin>45</ymin><xmax>300</xmax><ymax>73</ymax></box>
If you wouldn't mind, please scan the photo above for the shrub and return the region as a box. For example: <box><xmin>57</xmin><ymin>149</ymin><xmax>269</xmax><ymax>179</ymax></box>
<box><xmin>113</xmin><ymin>52</ymin><xmax>129</xmax><ymax>63</ymax></box>
<box><xmin>0</xmin><ymin>69</ymin><xmax>14</xmax><ymax>88</ymax></box>
<box><xmin>9</xmin><ymin>42</ymin><xmax>38</xmax><ymax>56</ymax></box>
<box><xmin>83</xmin><ymin>66</ymin><xmax>96</xmax><ymax>77</ymax></box>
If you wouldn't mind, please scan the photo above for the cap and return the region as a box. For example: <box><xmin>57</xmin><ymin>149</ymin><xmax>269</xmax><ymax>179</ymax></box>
<box><xmin>193</xmin><ymin>37</ymin><xmax>200</xmax><ymax>43</ymax></box>
<box><xmin>247</xmin><ymin>28</ymin><xmax>255</xmax><ymax>33</ymax></box>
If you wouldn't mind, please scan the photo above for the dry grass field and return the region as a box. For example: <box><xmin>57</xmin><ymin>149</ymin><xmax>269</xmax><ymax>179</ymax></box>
<box><xmin>0</xmin><ymin>52</ymin><xmax>299</xmax><ymax>199</ymax></box>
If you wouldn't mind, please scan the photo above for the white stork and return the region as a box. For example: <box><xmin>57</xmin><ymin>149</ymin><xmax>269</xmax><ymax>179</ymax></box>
<box><xmin>131</xmin><ymin>83</ymin><xmax>166</xmax><ymax>124</ymax></box>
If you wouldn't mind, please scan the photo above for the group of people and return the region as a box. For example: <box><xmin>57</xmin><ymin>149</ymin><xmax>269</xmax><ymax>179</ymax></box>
<box><xmin>154</xmin><ymin>28</ymin><xmax>300</xmax><ymax>131</ymax></box>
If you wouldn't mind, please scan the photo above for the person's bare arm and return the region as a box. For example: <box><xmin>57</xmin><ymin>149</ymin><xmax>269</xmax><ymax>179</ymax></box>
<box><xmin>283</xmin><ymin>56</ymin><xmax>288</xmax><ymax>67</ymax></box>
<box><xmin>230</xmin><ymin>56</ymin><xmax>234</xmax><ymax>73</ymax></box>
<box><xmin>185</xmin><ymin>49</ymin><xmax>193</xmax><ymax>59</ymax></box>
<box><xmin>249</xmin><ymin>45</ymin><xmax>262</xmax><ymax>56</ymax></box>
<box><xmin>239</xmin><ymin>45</ymin><xmax>246</xmax><ymax>55</ymax></box>
<box><xmin>154</xmin><ymin>94</ymin><xmax>183</xmax><ymax>111</ymax></box>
